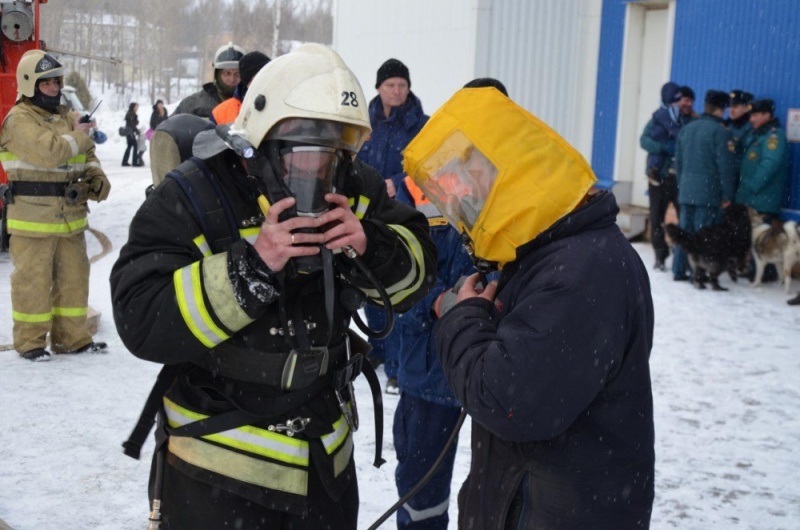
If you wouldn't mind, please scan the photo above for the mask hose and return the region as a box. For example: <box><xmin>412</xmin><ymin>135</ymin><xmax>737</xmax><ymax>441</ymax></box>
<box><xmin>342</xmin><ymin>246</ymin><xmax>394</xmax><ymax>340</ymax></box>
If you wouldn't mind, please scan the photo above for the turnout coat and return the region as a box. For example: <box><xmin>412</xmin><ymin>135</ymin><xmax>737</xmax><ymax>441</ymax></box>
<box><xmin>435</xmin><ymin>192</ymin><xmax>655</xmax><ymax>529</ymax></box>
<box><xmin>110</xmin><ymin>151</ymin><xmax>436</xmax><ymax>516</ymax></box>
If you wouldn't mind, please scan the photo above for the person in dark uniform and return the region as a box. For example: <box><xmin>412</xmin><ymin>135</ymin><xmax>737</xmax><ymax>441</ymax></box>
<box><xmin>726</xmin><ymin>89</ymin><xmax>755</xmax><ymax>155</ymax></box>
<box><xmin>111</xmin><ymin>44</ymin><xmax>436</xmax><ymax>529</ymax></box>
<box><xmin>675</xmin><ymin>90</ymin><xmax>738</xmax><ymax>287</ymax></box>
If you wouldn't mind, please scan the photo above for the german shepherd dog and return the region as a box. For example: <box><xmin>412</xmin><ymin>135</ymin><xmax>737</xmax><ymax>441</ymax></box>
<box><xmin>666</xmin><ymin>204</ymin><xmax>751</xmax><ymax>291</ymax></box>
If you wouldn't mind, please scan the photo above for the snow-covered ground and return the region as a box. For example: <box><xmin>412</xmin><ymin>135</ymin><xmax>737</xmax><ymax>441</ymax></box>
<box><xmin>1</xmin><ymin>128</ymin><xmax>799</xmax><ymax>529</ymax></box>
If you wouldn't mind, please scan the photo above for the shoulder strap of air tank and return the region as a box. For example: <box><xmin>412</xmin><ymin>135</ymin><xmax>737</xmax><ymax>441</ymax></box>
<box><xmin>166</xmin><ymin>156</ymin><xmax>241</xmax><ymax>253</ymax></box>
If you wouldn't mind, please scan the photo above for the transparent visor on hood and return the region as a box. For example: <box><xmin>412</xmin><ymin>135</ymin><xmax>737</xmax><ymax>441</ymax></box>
<box><xmin>415</xmin><ymin>131</ymin><xmax>498</xmax><ymax>231</ymax></box>
<box><xmin>280</xmin><ymin>145</ymin><xmax>342</xmax><ymax>216</ymax></box>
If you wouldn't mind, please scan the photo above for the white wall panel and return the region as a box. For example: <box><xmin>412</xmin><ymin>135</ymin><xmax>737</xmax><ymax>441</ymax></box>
<box><xmin>332</xmin><ymin>0</ymin><xmax>479</xmax><ymax>117</ymax></box>
<box><xmin>332</xmin><ymin>0</ymin><xmax>601</xmax><ymax>159</ymax></box>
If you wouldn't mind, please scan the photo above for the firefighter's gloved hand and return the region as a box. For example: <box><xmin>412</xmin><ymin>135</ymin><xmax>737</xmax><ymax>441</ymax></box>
<box><xmin>86</xmin><ymin>173</ymin><xmax>111</xmax><ymax>202</ymax></box>
<box><xmin>64</xmin><ymin>181</ymin><xmax>90</xmax><ymax>206</ymax></box>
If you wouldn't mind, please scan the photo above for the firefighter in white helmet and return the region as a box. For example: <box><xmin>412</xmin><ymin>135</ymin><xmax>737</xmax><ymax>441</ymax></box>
<box><xmin>0</xmin><ymin>49</ymin><xmax>110</xmax><ymax>362</ymax></box>
<box><xmin>174</xmin><ymin>41</ymin><xmax>246</xmax><ymax>118</ymax></box>
<box><xmin>111</xmin><ymin>44</ymin><xmax>436</xmax><ymax>528</ymax></box>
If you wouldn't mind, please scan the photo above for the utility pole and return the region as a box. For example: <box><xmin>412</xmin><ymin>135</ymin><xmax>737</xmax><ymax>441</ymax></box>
<box><xmin>272</xmin><ymin>0</ymin><xmax>282</xmax><ymax>58</ymax></box>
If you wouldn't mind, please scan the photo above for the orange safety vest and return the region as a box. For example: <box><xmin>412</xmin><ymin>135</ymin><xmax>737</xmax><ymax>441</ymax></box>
<box><xmin>212</xmin><ymin>97</ymin><xmax>242</xmax><ymax>125</ymax></box>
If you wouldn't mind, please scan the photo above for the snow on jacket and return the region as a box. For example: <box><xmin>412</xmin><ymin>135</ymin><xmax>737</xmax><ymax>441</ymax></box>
<box><xmin>676</xmin><ymin>113</ymin><xmax>738</xmax><ymax>207</ymax></box>
<box><xmin>435</xmin><ymin>191</ymin><xmax>655</xmax><ymax>529</ymax></box>
<box><xmin>0</xmin><ymin>100</ymin><xmax>106</xmax><ymax>237</ymax></box>
<box><xmin>357</xmin><ymin>92</ymin><xmax>428</xmax><ymax>189</ymax></box>
<box><xmin>735</xmin><ymin>117</ymin><xmax>788</xmax><ymax>215</ymax></box>
<box><xmin>394</xmin><ymin>179</ymin><xmax>474</xmax><ymax>405</ymax></box>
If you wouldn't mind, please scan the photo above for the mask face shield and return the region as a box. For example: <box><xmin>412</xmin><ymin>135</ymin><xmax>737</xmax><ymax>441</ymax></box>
<box><xmin>279</xmin><ymin>145</ymin><xmax>342</xmax><ymax>216</ymax></box>
<box><xmin>417</xmin><ymin>132</ymin><xmax>498</xmax><ymax>233</ymax></box>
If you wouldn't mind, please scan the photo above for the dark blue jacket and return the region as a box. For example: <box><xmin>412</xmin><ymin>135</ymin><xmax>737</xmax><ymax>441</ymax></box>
<box><xmin>357</xmin><ymin>92</ymin><xmax>428</xmax><ymax>189</ymax></box>
<box><xmin>393</xmin><ymin>181</ymin><xmax>474</xmax><ymax>405</ymax></box>
<box><xmin>435</xmin><ymin>191</ymin><xmax>655</xmax><ymax>529</ymax></box>
<box><xmin>643</xmin><ymin>82</ymin><xmax>683</xmax><ymax>174</ymax></box>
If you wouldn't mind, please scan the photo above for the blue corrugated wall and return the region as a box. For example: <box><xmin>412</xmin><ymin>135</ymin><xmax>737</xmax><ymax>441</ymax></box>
<box><xmin>593</xmin><ymin>0</ymin><xmax>800</xmax><ymax>219</ymax></box>
<box><xmin>591</xmin><ymin>1</ymin><xmax>626</xmax><ymax>190</ymax></box>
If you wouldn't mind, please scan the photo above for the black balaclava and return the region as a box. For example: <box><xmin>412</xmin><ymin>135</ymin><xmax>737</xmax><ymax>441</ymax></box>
<box><xmin>31</xmin><ymin>84</ymin><xmax>62</xmax><ymax>114</ymax></box>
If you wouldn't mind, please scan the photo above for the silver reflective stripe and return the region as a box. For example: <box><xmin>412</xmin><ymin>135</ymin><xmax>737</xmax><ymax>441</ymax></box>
<box><xmin>361</xmin><ymin>223</ymin><xmax>425</xmax><ymax>305</ymax></box>
<box><xmin>173</xmin><ymin>262</ymin><xmax>229</xmax><ymax>347</ymax></box>
<box><xmin>164</xmin><ymin>397</ymin><xmax>309</xmax><ymax>465</ymax></box>
<box><xmin>404</xmin><ymin>497</ymin><xmax>450</xmax><ymax>522</ymax></box>
<box><xmin>168</xmin><ymin>436</ymin><xmax>309</xmax><ymax>496</ymax></box>
<box><xmin>202</xmin><ymin>252</ymin><xmax>254</xmax><ymax>332</ymax></box>
<box><xmin>416</xmin><ymin>202</ymin><xmax>441</xmax><ymax>218</ymax></box>
<box><xmin>60</xmin><ymin>134</ymin><xmax>79</xmax><ymax>157</ymax></box>
<box><xmin>240</xmin><ymin>227</ymin><xmax>260</xmax><ymax>245</ymax></box>
<box><xmin>193</xmin><ymin>234</ymin><xmax>212</xmax><ymax>257</ymax></box>
<box><xmin>332</xmin><ymin>433</ymin><xmax>353</xmax><ymax>477</ymax></box>
<box><xmin>321</xmin><ymin>415</ymin><xmax>350</xmax><ymax>454</ymax></box>
<box><xmin>87</xmin><ymin>161</ymin><xmax>102</xmax><ymax>169</ymax></box>
<box><xmin>0</xmin><ymin>159</ymin><xmax>87</xmax><ymax>173</ymax></box>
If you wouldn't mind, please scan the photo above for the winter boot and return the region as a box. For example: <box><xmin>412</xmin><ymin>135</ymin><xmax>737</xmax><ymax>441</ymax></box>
<box><xmin>21</xmin><ymin>348</ymin><xmax>51</xmax><ymax>362</ymax></box>
<box><xmin>385</xmin><ymin>377</ymin><xmax>399</xmax><ymax>395</ymax></box>
<box><xmin>61</xmin><ymin>341</ymin><xmax>108</xmax><ymax>354</ymax></box>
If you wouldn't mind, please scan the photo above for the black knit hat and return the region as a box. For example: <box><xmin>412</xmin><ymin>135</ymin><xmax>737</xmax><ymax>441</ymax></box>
<box><xmin>375</xmin><ymin>58</ymin><xmax>410</xmax><ymax>89</ymax></box>
<box><xmin>463</xmin><ymin>77</ymin><xmax>508</xmax><ymax>96</ymax></box>
<box><xmin>678</xmin><ymin>85</ymin><xmax>695</xmax><ymax>100</ymax></box>
<box><xmin>729</xmin><ymin>89</ymin><xmax>754</xmax><ymax>106</ymax></box>
<box><xmin>239</xmin><ymin>51</ymin><xmax>271</xmax><ymax>88</ymax></box>
<box><xmin>750</xmin><ymin>99</ymin><xmax>775</xmax><ymax>114</ymax></box>
<box><xmin>704</xmin><ymin>90</ymin><xmax>730</xmax><ymax>109</ymax></box>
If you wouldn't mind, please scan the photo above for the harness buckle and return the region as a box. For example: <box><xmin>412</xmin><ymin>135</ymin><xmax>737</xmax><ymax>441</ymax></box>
<box><xmin>280</xmin><ymin>347</ymin><xmax>329</xmax><ymax>391</ymax></box>
<box><xmin>268</xmin><ymin>416</ymin><xmax>311</xmax><ymax>437</ymax></box>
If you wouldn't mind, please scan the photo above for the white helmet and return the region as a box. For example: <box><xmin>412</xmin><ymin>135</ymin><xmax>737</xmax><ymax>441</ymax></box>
<box><xmin>212</xmin><ymin>42</ymin><xmax>245</xmax><ymax>70</ymax></box>
<box><xmin>233</xmin><ymin>43</ymin><xmax>371</xmax><ymax>155</ymax></box>
<box><xmin>16</xmin><ymin>50</ymin><xmax>66</xmax><ymax>99</ymax></box>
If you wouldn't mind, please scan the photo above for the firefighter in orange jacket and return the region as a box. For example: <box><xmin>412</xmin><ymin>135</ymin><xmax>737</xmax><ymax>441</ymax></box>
<box><xmin>0</xmin><ymin>50</ymin><xmax>110</xmax><ymax>362</ymax></box>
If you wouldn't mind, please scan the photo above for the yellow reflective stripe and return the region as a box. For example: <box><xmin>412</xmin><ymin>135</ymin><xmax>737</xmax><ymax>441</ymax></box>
<box><xmin>0</xmin><ymin>151</ymin><xmax>86</xmax><ymax>167</ymax></box>
<box><xmin>193</xmin><ymin>234</ymin><xmax>212</xmax><ymax>257</ymax></box>
<box><xmin>202</xmin><ymin>252</ymin><xmax>254</xmax><ymax>332</ymax></box>
<box><xmin>322</xmin><ymin>414</ymin><xmax>350</xmax><ymax>455</ymax></box>
<box><xmin>0</xmin><ymin>152</ymin><xmax>14</xmax><ymax>161</ymax></box>
<box><xmin>240</xmin><ymin>227</ymin><xmax>260</xmax><ymax>245</ymax></box>
<box><xmin>12</xmin><ymin>310</ymin><xmax>53</xmax><ymax>323</ymax></box>
<box><xmin>346</xmin><ymin>195</ymin><xmax>370</xmax><ymax>220</ymax></box>
<box><xmin>169</xmin><ymin>436</ymin><xmax>309</xmax><ymax>496</ymax></box>
<box><xmin>164</xmin><ymin>397</ymin><xmax>309</xmax><ymax>466</ymax></box>
<box><xmin>361</xmin><ymin>223</ymin><xmax>425</xmax><ymax>306</ymax></box>
<box><xmin>332</xmin><ymin>433</ymin><xmax>353</xmax><ymax>477</ymax></box>
<box><xmin>7</xmin><ymin>217</ymin><xmax>88</xmax><ymax>234</ymax></box>
<box><xmin>173</xmin><ymin>262</ymin><xmax>229</xmax><ymax>347</ymax></box>
<box><xmin>53</xmin><ymin>306</ymin><xmax>88</xmax><ymax>317</ymax></box>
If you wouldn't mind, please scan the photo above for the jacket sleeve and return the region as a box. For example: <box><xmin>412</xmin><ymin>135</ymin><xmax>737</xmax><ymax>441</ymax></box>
<box><xmin>110</xmin><ymin>181</ymin><xmax>280</xmax><ymax>364</ymax></box>
<box><xmin>2</xmin><ymin>111</ymin><xmax>94</xmax><ymax>168</ymax></box>
<box><xmin>716</xmin><ymin>128</ymin><xmax>738</xmax><ymax>202</ymax></box>
<box><xmin>639</xmin><ymin>119</ymin><xmax>669</xmax><ymax>155</ymax></box>
<box><xmin>750</xmin><ymin>131</ymin><xmax>787</xmax><ymax>194</ymax></box>
<box><xmin>434</xmin><ymin>244</ymin><xmax>638</xmax><ymax>443</ymax></box>
<box><xmin>340</xmin><ymin>160</ymin><xmax>437</xmax><ymax>313</ymax></box>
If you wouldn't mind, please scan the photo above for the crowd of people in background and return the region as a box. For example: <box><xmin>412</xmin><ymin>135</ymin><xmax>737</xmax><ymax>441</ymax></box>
<box><xmin>640</xmin><ymin>82</ymin><xmax>797</xmax><ymax>305</ymax></box>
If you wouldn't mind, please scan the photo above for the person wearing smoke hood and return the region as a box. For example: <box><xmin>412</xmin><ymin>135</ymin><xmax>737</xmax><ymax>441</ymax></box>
<box><xmin>404</xmin><ymin>86</ymin><xmax>656</xmax><ymax>529</ymax></box>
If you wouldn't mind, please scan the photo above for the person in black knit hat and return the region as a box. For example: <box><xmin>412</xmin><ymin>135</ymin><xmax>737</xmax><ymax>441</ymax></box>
<box><xmin>357</xmin><ymin>57</ymin><xmax>429</xmax><ymax>395</ymax></box>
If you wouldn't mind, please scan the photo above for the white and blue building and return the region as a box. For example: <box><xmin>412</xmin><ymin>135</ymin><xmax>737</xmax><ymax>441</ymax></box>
<box><xmin>333</xmin><ymin>0</ymin><xmax>800</xmax><ymax>228</ymax></box>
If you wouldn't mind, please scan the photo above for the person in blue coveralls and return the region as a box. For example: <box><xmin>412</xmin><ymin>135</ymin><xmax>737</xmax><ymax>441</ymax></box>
<box><xmin>357</xmin><ymin>58</ymin><xmax>429</xmax><ymax>394</ymax></box>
